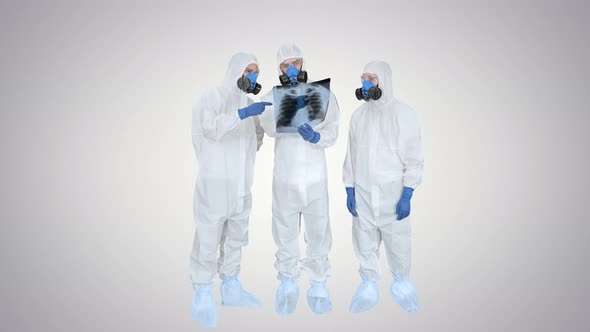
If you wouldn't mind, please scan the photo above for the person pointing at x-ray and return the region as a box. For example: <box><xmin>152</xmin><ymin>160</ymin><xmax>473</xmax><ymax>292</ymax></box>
<box><xmin>189</xmin><ymin>52</ymin><xmax>271</xmax><ymax>328</ymax></box>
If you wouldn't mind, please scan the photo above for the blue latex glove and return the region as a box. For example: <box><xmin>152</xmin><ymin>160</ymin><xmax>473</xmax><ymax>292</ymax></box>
<box><xmin>294</xmin><ymin>95</ymin><xmax>309</xmax><ymax>110</ymax></box>
<box><xmin>396</xmin><ymin>187</ymin><xmax>414</xmax><ymax>220</ymax></box>
<box><xmin>346</xmin><ymin>187</ymin><xmax>358</xmax><ymax>217</ymax></box>
<box><xmin>297</xmin><ymin>123</ymin><xmax>320</xmax><ymax>143</ymax></box>
<box><xmin>238</xmin><ymin>101</ymin><xmax>272</xmax><ymax>119</ymax></box>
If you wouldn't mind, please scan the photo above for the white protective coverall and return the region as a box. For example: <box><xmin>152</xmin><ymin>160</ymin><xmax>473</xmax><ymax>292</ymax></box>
<box><xmin>190</xmin><ymin>52</ymin><xmax>264</xmax><ymax>287</ymax></box>
<box><xmin>259</xmin><ymin>44</ymin><xmax>340</xmax><ymax>282</ymax></box>
<box><xmin>343</xmin><ymin>60</ymin><xmax>424</xmax><ymax>280</ymax></box>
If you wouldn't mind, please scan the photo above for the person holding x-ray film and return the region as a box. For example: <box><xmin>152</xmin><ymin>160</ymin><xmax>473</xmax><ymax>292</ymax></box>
<box><xmin>259</xmin><ymin>43</ymin><xmax>340</xmax><ymax>316</ymax></box>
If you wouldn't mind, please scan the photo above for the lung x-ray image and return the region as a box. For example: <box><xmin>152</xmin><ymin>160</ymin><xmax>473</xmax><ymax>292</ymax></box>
<box><xmin>273</xmin><ymin>78</ymin><xmax>330</xmax><ymax>133</ymax></box>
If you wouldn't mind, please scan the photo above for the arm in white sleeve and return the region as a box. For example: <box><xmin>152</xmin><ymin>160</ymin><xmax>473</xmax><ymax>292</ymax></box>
<box><xmin>342</xmin><ymin>112</ymin><xmax>357</xmax><ymax>187</ymax></box>
<box><xmin>191</xmin><ymin>98</ymin><xmax>204</xmax><ymax>157</ymax></box>
<box><xmin>254</xmin><ymin>116</ymin><xmax>264</xmax><ymax>151</ymax></box>
<box><xmin>313</xmin><ymin>92</ymin><xmax>340</xmax><ymax>149</ymax></box>
<box><xmin>246</xmin><ymin>96</ymin><xmax>265</xmax><ymax>151</ymax></box>
<box><xmin>201</xmin><ymin>109</ymin><xmax>240</xmax><ymax>141</ymax></box>
<box><xmin>199</xmin><ymin>89</ymin><xmax>240</xmax><ymax>141</ymax></box>
<box><xmin>191</xmin><ymin>132</ymin><xmax>203</xmax><ymax>156</ymax></box>
<box><xmin>398</xmin><ymin>107</ymin><xmax>424</xmax><ymax>188</ymax></box>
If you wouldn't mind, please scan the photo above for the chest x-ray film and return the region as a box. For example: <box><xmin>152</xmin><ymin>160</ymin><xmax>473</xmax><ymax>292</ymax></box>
<box><xmin>273</xmin><ymin>78</ymin><xmax>331</xmax><ymax>133</ymax></box>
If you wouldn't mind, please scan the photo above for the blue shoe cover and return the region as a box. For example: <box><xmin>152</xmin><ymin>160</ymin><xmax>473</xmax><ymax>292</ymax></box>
<box><xmin>220</xmin><ymin>276</ymin><xmax>262</xmax><ymax>308</ymax></box>
<box><xmin>191</xmin><ymin>285</ymin><xmax>218</xmax><ymax>328</ymax></box>
<box><xmin>275</xmin><ymin>276</ymin><xmax>299</xmax><ymax>315</ymax></box>
<box><xmin>349</xmin><ymin>277</ymin><xmax>379</xmax><ymax>313</ymax></box>
<box><xmin>307</xmin><ymin>281</ymin><xmax>332</xmax><ymax>315</ymax></box>
<box><xmin>390</xmin><ymin>276</ymin><xmax>420</xmax><ymax>312</ymax></box>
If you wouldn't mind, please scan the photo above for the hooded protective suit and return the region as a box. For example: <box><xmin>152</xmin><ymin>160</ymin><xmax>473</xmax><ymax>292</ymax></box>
<box><xmin>259</xmin><ymin>44</ymin><xmax>339</xmax><ymax>283</ymax></box>
<box><xmin>343</xmin><ymin>60</ymin><xmax>423</xmax><ymax>281</ymax></box>
<box><xmin>190</xmin><ymin>52</ymin><xmax>264</xmax><ymax>288</ymax></box>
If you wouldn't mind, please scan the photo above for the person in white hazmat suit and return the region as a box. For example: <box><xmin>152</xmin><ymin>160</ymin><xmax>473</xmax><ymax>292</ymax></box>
<box><xmin>343</xmin><ymin>60</ymin><xmax>424</xmax><ymax>313</ymax></box>
<box><xmin>259</xmin><ymin>44</ymin><xmax>340</xmax><ymax>315</ymax></box>
<box><xmin>189</xmin><ymin>52</ymin><xmax>272</xmax><ymax>328</ymax></box>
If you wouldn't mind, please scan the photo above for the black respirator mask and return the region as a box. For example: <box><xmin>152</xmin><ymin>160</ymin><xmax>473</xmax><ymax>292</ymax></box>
<box><xmin>279</xmin><ymin>64</ymin><xmax>308</xmax><ymax>87</ymax></box>
<box><xmin>237</xmin><ymin>72</ymin><xmax>262</xmax><ymax>95</ymax></box>
<box><xmin>355</xmin><ymin>79</ymin><xmax>382</xmax><ymax>101</ymax></box>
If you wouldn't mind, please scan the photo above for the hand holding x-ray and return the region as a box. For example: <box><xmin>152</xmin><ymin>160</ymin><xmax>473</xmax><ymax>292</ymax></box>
<box><xmin>273</xmin><ymin>78</ymin><xmax>331</xmax><ymax>133</ymax></box>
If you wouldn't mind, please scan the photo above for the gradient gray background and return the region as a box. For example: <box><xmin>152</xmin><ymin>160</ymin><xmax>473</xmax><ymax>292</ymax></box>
<box><xmin>1</xmin><ymin>1</ymin><xmax>589</xmax><ymax>331</ymax></box>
